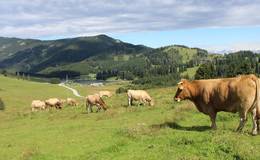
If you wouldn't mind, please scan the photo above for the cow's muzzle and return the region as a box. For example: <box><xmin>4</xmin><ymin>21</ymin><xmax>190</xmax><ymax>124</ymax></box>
<box><xmin>174</xmin><ymin>97</ymin><xmax>181</xmax><ymax>102</ymax></box>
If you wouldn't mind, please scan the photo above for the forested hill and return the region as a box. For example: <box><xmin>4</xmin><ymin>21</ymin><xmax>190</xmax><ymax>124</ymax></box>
<box><xmin>0</xmin><ymin>35</ymin><xmax>151</xmax><ymax>74</ymax></box>
<box><xmin>0</xmin><ymin>35</ymin><xmax>212</xmax><ymax>82</ymax></box>
<box><xmin>195</xmin><ymin>51</ymin><xmax>260</xmax><ymax>79</ymax></box>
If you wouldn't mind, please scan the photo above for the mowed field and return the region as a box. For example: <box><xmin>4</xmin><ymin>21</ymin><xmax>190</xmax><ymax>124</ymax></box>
<box><xmin>0</xmin><ymin>75</ymin><xmax>260</xmax><ymax>160</ymax></box>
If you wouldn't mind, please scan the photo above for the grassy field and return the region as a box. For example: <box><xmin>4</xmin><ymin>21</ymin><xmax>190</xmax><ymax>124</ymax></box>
<box><xmin>0</xmin><ymin>75</ymin><xmax>260</xmax><ymax>160</ymax></box>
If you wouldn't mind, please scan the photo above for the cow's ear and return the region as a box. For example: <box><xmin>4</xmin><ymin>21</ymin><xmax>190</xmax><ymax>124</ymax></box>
<box><xmin>181</xmin><ymin>79</ymin><xmax>188</xmax><ymax>83</ymax></box>
<box><xmin>177</xmin><ymin>81</ymin><xmax>183</xmax><ymax>85</ymax></box>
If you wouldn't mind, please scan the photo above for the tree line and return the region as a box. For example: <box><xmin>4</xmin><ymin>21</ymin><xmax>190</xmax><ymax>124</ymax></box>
<box><xmin>195</xmin><ymin>51</ymin><xmax>260</xmax><ymax>79</ymax></box>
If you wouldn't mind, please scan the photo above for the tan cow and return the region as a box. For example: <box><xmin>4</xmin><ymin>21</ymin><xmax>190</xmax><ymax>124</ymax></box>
<box><xmin>66</xmin><ymin>98</ymin><xmax>78</xmax><ymax>106</ymax></box>
<box><xmin>174</xmin><ymin>74</ymin><xmax>260</xmax><ymax>135</ymax></box>
<box><xmin>60</xmin><ymin>99</ymin><xmax>66</xmax><ymax>105</ymax></box>
<box><xmin>127</xmin><ymin>90</ymin><xmax>154</xmax><ymax>106</ymax></box>
<box><xmin>45</xmin><ymin>98</ymin><xmax>62</xmax><ymax>109</ymax></box>
<box><xmin>31</xmin><ymin>100</ymin><xmax>46</xmax><ymax>112</ymax></box>
<box><xmin>86</xmin><ymin>94</ymin><xmax>107</xmax><ymax>113</ymax></box>
<box><xmin>98</xmin><ymin>91</ymin><xmax>112</xmax><ymax>97</ymax></box>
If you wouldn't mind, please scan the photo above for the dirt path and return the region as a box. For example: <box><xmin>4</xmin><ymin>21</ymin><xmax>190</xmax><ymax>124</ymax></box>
<box><xmin>58</xmin><ymin>83</ymin><xmax>84</xmax><ymax>98</ymax></box>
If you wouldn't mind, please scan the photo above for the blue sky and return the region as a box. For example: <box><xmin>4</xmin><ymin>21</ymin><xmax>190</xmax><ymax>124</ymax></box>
<box><xmin>111</xmin><ymin>26</ymin><xmax>260</xmax><ymax>51</ymax></box>
<box><xmin>0</xmin><ymin>0</ymin><xmax>260</xmax><ymax>52</ymax></box>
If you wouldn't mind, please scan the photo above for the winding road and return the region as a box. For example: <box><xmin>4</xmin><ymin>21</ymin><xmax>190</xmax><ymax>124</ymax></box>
<box><xmin>58</xmin><ymin>83</ymin><xmax>84</xmax><ymax>98</ymax></box>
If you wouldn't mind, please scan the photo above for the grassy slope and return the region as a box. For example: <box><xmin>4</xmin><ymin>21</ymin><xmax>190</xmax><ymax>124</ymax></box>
<box><xmin>0</xmin><ymin>76</ymin><xmax>260</xmax><ymax>160</ymax></box>
<box><xmin>163</xmin><ymin>46</ymin><xmax>198</xmax><ymax>63</ymax></box>
<box><xmin>181</xmin><ymin>66</ymin><xmax>200</xmax><ymax>79</ymax></box>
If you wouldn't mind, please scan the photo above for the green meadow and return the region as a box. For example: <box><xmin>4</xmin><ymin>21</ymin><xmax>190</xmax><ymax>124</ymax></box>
<box><xmin>0</xmin><ymin>75</ymin><xmax>260</xmax><ymax>160</ymax></box>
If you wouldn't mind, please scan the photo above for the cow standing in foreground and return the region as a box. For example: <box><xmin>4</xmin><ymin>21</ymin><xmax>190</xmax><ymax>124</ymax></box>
<box><xmin>127</xmin><ymin>90</ymin><xmax>154</xmax><ymax>106</ymax></box>
<box><xmin>174</xmin><ymin>74</ymin><xmax>260</xmax><ymax>135</ymax></box>
<box><xmin>31</xmin><ymin>100</ymin><xmax>46</xmax><ymax>112</ymax></box>
<box><xmin>86</xmin><ymin>94</ymin><xmax>107</xmax><ymax>113</ymax></box>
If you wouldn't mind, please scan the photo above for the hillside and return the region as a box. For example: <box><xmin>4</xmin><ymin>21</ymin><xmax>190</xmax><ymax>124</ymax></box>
<box><xmin>0</xmin><ymin>75</ymin><xmax>260</xmax><ymax>159</ymax></box>
<box><xmin>0</xmin><ymin>35</ymin><xmax>151</xmax><ymax>74</ymax></box>
<box><xmin>0</xmin><ymin>37</ymin><xmax>41</xmax><ymax>61</ymax></box>
<box><xmin>0</xmin><ymin>35</ymin><xmax>213</xmax><ymax>81</ymax></box>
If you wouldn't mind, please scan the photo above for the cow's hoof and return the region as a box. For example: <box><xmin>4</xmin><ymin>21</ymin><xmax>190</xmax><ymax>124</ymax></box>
<box><xmin>211</xmin><ymin>125</ymin><xmax>217</xmax><ymax>130</ymax></box>
<box><xmin>252</xmin><ymin>130</ymin><xmax>258</xmax><ymax>136</ymax></box>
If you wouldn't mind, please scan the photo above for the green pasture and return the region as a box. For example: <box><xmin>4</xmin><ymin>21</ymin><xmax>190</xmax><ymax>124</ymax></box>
<box><xmin>0</xmin><ymin>75</ymin><xmax>259</xmax><ymax>160</ymax></box>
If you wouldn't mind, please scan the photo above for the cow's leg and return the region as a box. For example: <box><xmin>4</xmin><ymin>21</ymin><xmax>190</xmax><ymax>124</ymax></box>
<box><xmin>209</xmin><ymin>112</ymin><xmax>217</xmax><ymax>130</ymax></box>
<box><xmin>257</xmin><ymin>119</ymin><xmax>260</xmax><ymax>132</ymax></box>
<box><xmin>102</xmin><ymin>105</ymin><xmax>107</xmax><ymax>111</ymax></box>
<box><xmin>236</xmin><ymin>110</ymin><xmax>248</xmax><ymax>132</ymax></box>
<box><xmin>96</xmin><ymin>104</ymin><xmax>101</xmax><ymax>113</ymax></box>
<box><xmin>142</xmin><ymin>98</ymin><xmax>146</xmax><ymax>106</ymax></box>
<box><xmin>87</xmin><ymin>104</ymin><xmax>93</xmax><ymax>114</ymax></box>
<box><xmin>251</xmin><ymin>108</ymin><xmax>258</xmax><ymax>135</ymax></box>
<box><xmin>128</xmin><ymin>97</ymin><xmax>132</xmax><ymax>106</ymax></box>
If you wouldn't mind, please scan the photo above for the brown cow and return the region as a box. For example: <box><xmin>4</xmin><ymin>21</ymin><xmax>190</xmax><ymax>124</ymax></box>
<box><xmin>127</xmin><ymin>90</ymin><xmax>154</xmax><ymax>106</ymax></box>
<box><xmin>66</xmin><ymin>98</ymin><xmax>78</xmax><ymax>106</ymax></box>
<box><xmin>31</xmin><ymin>100</ymin><xmax>46</xmax><ymax>112</ymax></box>
<box><xmin>86</xmin><ymin>94</ymin><xmax>107</xmax><ymax>113</ymax></box>
<box><xmin>45</xmin><ymin>98</ymin><xmax>62</xmax><ymax>109</ymax></box>
<box><xmin>174</xmin><ymin>74</ymin><xmax>260</xmax><ymax>135</ymax></box>
<box><xmin>98</xmin><ymin>91</ymin><xmax>112</xmax><ymax>97</ymax></box>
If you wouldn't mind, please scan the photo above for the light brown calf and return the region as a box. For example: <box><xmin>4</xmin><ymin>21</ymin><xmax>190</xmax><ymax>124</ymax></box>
<box><xmin>86</xmin><ymin>94</ymin><xmax>107</xmax><ymax>113</ymax></box>
<box><xmin>99</xmin><ymin>91</ymin><xmax>112</xmax><ymax>97</ymax></box>
<box><xmin>127</xmin><ymin>90</ymin><xmax>154</xmax><ymax>106</ymax></box>
<box><xmin>66</xmin><ymin>98</ymin><xmax>78</xmax><ymax>106</ymax></box>
<box><xmin>45</xmin><ymin>98</ymin><xmax>62</xmax><ymax>109</ymax></box>
<box><xmin>31</xmin><ymin>100</ymin><xmax>46</xmax><ymax>112</ymax></box>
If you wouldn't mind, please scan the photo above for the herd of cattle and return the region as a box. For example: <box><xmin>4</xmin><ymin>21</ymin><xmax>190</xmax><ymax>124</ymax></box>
<box><xmin>31</xmin><ymin>90</ymin><xmax>153</xmax><ymax>113</ymax></box>
<box><xmin>31</xmin><ymin>74</ymin><xmax>260</xmax><ymax>135</ymax></box>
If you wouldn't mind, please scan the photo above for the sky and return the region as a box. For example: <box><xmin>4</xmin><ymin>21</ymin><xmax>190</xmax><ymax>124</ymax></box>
<box><xmin>0</xmin><ymin>0</ymin><xmax>260</xmax><ymax>52</ymax></box>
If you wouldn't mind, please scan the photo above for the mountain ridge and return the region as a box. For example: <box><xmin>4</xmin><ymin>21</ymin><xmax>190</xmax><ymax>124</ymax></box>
<box><xmin>0</xmin><ymin>34</ymin><xmax>214</xmax><ymax>80</ymax></box>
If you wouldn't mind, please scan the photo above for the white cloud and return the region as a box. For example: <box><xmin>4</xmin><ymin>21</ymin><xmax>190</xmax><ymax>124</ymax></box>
<box><xmin>203</xmin><ymin>42</ymin><xmax>260</xmax><ymax>53</ymax></box>
<box><xmin>0</xmin><ymin>0</ymin><xmax>260</xmax><ymax>39</ymax></box>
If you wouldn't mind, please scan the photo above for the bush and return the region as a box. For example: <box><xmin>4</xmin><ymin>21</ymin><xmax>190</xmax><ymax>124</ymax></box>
<box><xmin>116</xmin><ymin>87</ymin><xmax>128</xmax><ymax>94</ymax></box>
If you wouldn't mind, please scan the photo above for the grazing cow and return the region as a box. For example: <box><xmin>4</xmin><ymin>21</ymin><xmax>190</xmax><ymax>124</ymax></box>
<box><xmin>60</xmin><ymin>99</ymin><xmax>66</xmax><ymax>105</ymax></box>
<box><xmin>45</xmin><ymin>98</ymin><xmax>62</xmax><ymax>109</ymax></box>
<box><xmin>86</xmin><ymin>94</ymin><xmax>107</xmax><ymax>113</ymax></box>
<box><xmin>31</xmin><ymin>100</ymin><xmax>46</xmax><ymax>112</ymax></box>
<box><xmin>174</xmin><ymin>74</ymin><xmax>260</xmax><ymax>135</ymax></box>
<box><xmin>127</xmin><ymin>90</ymin><xmax>154</xmax><ymax>106</ymax></box>
<box><xmin>66</xmin><ymin>98</ymin><xmax>78</xmax><ymax>106</ymax></box>
<box><xmin>98</xmin><ymin>91</ymin><xmax>112</xmax><ymax>97</ymax></box>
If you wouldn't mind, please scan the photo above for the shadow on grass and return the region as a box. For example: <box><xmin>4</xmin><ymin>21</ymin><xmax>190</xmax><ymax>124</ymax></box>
<box><xmin>151</xmin><ymin>121</ymin><xmax>211</xmax><ymax>132</ymax></box>
<box><xmin>0</xmin><ymin>98</ymin><xmax>5</xmax><ymax>110</ymax></box>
